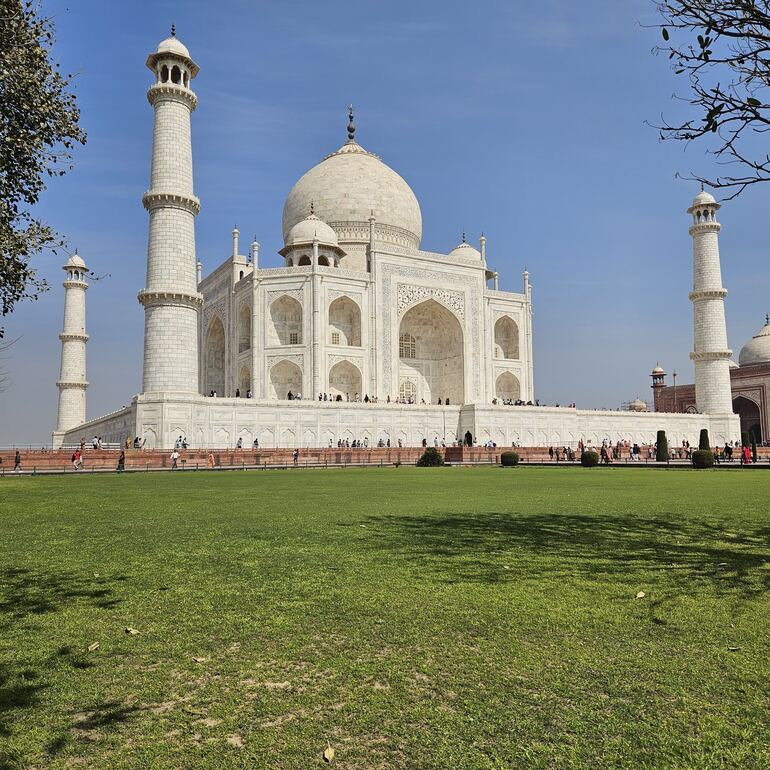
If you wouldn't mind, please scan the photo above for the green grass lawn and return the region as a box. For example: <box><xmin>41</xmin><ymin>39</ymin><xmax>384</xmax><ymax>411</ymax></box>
<box><xmin>1</xmin><ymin>467</ymin><xmax>769</xmax><ymax>770</ymax></box>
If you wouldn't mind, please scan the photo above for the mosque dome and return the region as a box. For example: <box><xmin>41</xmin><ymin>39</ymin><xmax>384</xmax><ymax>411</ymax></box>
<box><xmin>284</xmin><ymin>211</ymin><xmax>339</xmax><ymax>248</ymax></box>
<box><xmin>651</xmin><ymin>365</ymin><xmax>664</xmax><ymax>375</ymax></box>
<box><xmin>282</xmin><ymin>112</ymin><xmax>422</xmax><ymax>250</ymax></box>
<box><xmin>629</xmin><ymin>398</ymin><xmax>648</xmax><ymax>412</ymax></box>
<box><xmin>738</xmin><ymin>317</ymin><xmax>770</xmax><ymax>366</ymax></box>
<box><xmin>448</xmin><ymin>237</ymin><xmax>481</xmax><ymax>260</ymax></box>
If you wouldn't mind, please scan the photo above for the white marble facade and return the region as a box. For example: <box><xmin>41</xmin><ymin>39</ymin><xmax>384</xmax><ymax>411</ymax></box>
<box><xmin>54</xmin><ymin>32</ymin><xmax>740</xmax><ymax>449</ymax></box>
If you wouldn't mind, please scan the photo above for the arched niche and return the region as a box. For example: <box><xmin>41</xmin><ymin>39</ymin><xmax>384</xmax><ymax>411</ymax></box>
<box><xmin>495</xmin><ymin>371</ymin><xmax>520</xmax><ymax>401</ymax></box>
<box><xmin>494</xmin><ymin>316</ymin><xmax>519</xmax><ymax>360</ymax></box>
<box><xmin>329</xmin><ymin>360</ymin><xmax>362</xmax><ymax>399</ymax></box>
<box><xmin>204</xmin><ymin>316</ymin><xmax>225</xmax><ymax>395</ymax></box>
<box><xmin>270</xmin><ymin>360</ymin><xmax>302</xmax><ymax>399</ymax></box>
<box><xmin>238</xmin><ymin>305</ymin><xmax>251</xmax><ymax>352</ymax></box>
<box><xmin>328</xmin><ymin>296</ymin><xmax>361</xmax><ymax>346</ymax></box>
<box><xmin>269</xmin><ymin>295</ymin><xmax>302</xmax><ymax>346</ymax></box>
<box><xmin>398</xmin><ymin>299</ymin><xmax>464</xmax><ymax>404</ymax></box>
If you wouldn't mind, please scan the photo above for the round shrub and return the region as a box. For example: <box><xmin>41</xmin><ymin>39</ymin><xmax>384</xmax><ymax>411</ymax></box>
<box><xmin>580</xmin><ymin>451</ymin><xmax>599</xmax><ymax>467</ymax></box>
<box><xmin>500</xmin><ymin>451</ymin><xmax>519</xmax><ymax>467</ymax></box>
<box><xmin>691</xmin><ymin>449</ymin><xmax>714</xmax><ymax>469</ymax></box>
<box><xmin>416</xmin><ymin>447</ymin><xmax>444</xmax><ymax>467</ymax></box>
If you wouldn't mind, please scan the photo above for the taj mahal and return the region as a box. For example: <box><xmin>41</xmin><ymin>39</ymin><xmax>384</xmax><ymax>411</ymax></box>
<box><xmin>51</xmin><ymin>31</ymin><xmax>742</xmax><ymax>450</ymax></box>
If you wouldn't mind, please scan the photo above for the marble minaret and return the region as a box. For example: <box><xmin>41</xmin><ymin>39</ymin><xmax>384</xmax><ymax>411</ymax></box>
<box><xmin>138</xmin><ymin>28</ymin><xmax>202</xmax><ymax>393</ymax></box>
<box><xmin>688</xmin><ymin>190</ymin><xmax>733</xmax><ymax>414</ymax></box>
<box><xmin>54</xmin><ymin>252</ymin><xmax>89</xmax><ymax>442</ymax></box>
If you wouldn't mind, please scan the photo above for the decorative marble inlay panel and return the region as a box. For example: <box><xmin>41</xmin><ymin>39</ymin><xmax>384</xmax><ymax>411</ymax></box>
<box><xmin>397</xmin><ymin>284</ymin><xmax>465</xmax><ymax>320</ymax></box>
<box><xmin>328</xmin><ymin>288</ymin><xmax>363</xmax><ymax>304</ymax></box>
<box><xmin>328</xmin><ymin>354</ymin><xmax>364</xmax><ymax>370</ymax></box>
<box><xmin>202</xmin><ymin>297</ymin><xmax>226</xmax><ymax>331</ymax></box>
<box><xmin>266</xmin><ymin>354</ymin><xmax>303</xmax><ymax>369</ymax></box>
<box><xmin>267</xmin><ymin>288</ymin><xmax>303</xmax><ymax>304</ymax></box>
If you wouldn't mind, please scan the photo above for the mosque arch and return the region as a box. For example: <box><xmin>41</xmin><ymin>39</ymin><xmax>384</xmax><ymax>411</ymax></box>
<box><xmin>328</xmin><ymin>296</ymin><xmax>361</xmax><ymax>346</ymax></box>
<box><xmin>494</xmin><ymin>316</ymin><xmax>519</xmax><ymax>360</ymax></box>
<box><xmin>298</xmin><ymin>255</ymin><xmax>311</xmax><ymax>266</ymax></box>
<box><xmin>733</xmin><ymin>395</ymin><xmax>763</xmax><ymax>443</ymax></box>
<box><xmin>269</xmin><ymin>295</ymin><xmax>302</xmax><ymax>346</ymax></box>
<box><xmin>204</xmin><ymin>315</ymin><xmax>225</xmax><ymax>395</ymax></box>
<box><xmin>238</xmin><ymin>304</ymin><xmax>251</xmax><ymax>352</ymax></box>
<box><xmin>328</xmin><ymin>360</ymin><xmax>362</xmax><ymax>399</ymax></box>
<box><xmin>170</xmin><ymin>65</ymin><xmax>181</xmax><ymax>84</ymax></box>
<box><xmin>270</xmin><ymin>359</ymin><xmax>302</xmax><ymax>399</ymax></box>
<box><xmin>398</xmin><ymin>299</ymin><xmax>464</xmax><ymax>404</ymax></box>
<box><xmin>318</xmin><ymin>256</ymin><xmax>330</xmax><ymax>267</ymax></box>
<box><xmin>495</xmin><ymin>372</ymin><xmax>520</xmax><ymax>402</ymax></box>
<box><xmin>160</xmin><ymin>64</ymin><xmax>169</xmax><ymax>83</ymax></box>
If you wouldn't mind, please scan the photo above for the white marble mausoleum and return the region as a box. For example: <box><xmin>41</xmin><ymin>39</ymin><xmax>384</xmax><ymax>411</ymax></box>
<box><xmin>52</xmin><ymin>31</ymin><xmax>739</xmax><ymax>450</ymax></box>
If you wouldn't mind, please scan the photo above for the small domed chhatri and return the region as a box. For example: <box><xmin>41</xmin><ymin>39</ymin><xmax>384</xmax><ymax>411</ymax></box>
<box><xmin>739</xmin><ymin>316</ymin><xmax>770</xmax><ymax>367</ymax></box>
<box><xmin>449</xmin><ymin>232</ymin><xmax>482</xmax><ymax>261</ymax></box>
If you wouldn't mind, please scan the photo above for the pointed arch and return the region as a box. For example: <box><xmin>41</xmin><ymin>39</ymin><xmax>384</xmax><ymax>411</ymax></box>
<box><xmin>328</xmin><ymin>296</ymin><xmax>361</xmax><ymax>346</ymax></box>
<box><xmin>269</xmin><ymin>295</ymin><xmax>302</xmax><ymax>346</ymax></box>
<box><xmin>328</xmin><ymin>360</ymin><xmax>362</xmax><ymax>399</ymax></box>
<box><xmin>494</xmin><ymin>316</ymin><xmax>519</xmax><ymax>360</ymax></box>
<box><xmin>238</xmin><ymin>304</ymin><xmax>251</xmax><ymax>352</ymax></box>
<box><xmin>204</xmin><ymin>315</ymin><xmax>225</xmax><ymax>395</ymax></box>
<box><xmin>495</xmin><ymin>372</ymin><xmax>520</xmax><ymax>401</ymax></box>
<box><xmin>398</xmin><ymin>299</ymin><xmax>464</xmax><ymax>404</ymax></box>
<box><xmin>270</xmin><ymin>359</ymin><xmax>302</xmax><ymax>399</ymax></box>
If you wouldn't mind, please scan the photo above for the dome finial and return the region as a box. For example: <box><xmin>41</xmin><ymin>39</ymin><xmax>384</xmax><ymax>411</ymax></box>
<box><xmin>310</xmin><ymin>200</ymin><xmax>314</xmax><ymax>215</ymax></box>
<box><xmin>347</xmin><ymin>104</ymin><xmax>356</xmax><ymax>142</ymax></box>
<box><xmin>766</xmin><ymin>312</ymin><xmax>769</xmax><ymax>326</ymax></box>
<box><xmin>461</xmin><ymin>230</ymin><xmax>466</xmax><ymax>243</ymax></box>
<box><xmin>171</xmin><ymin>23</ymin><xmax>176</xmax><ymax>37</ymax></box>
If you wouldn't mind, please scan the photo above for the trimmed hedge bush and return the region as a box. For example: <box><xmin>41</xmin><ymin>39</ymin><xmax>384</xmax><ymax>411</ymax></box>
<box><xmin>416</xmin><ymin>447</ymin><xmax>444</xmax><ymax>467</ymax></box>
<box><xmin>581</xmin><ymin>451</ymin><xmax>599</xmax><ymax>467</ymax></box>
<box><xmin>699</xmin><ymin>428</ymin><xmax>710</xmax><ymax>451</ymax></box>
<box><xmin>691</xmin><ymin>449</ymin><xmax>714</xmax><ymax>469</ymax></box>
<box><xmin>752</xmin><ymin>440</ymin><xmax>758</xmax><ymax>463</ymax></box>
<box><xmin>500</xmin><ymin>451</ymin><xmax>519</xmax><ymax>467</ymax></box>
<box><xmin>656</xmin><ymin>430</ymin><xmax>668</xmax><ymax>462</ymax></box>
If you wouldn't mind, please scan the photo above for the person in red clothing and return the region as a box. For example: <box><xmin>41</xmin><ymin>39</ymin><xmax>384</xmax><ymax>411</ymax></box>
<box><xmin>743</xmin><ymin>445</ymin><xmax>751</xmax><ymax>465</ymax></box>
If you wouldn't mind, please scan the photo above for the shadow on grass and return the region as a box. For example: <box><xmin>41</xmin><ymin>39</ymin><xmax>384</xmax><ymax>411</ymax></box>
<box><xmin>364</xmin><ymin>511</ymin><xmax>770</xmax><ymax>595</ymax></box>
<box><xmin>0</xmin><ymin>567</ymin><xmax>124</xmax><ymax>626</ymax></box>
<box><xmin>0</xmin><ymin>568</ymin><xmax>131</xmax><ymax>764</ymax></box>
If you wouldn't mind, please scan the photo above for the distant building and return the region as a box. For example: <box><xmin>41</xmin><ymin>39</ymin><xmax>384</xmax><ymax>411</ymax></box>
<box><xmin>652</xmin><ymin>317</ymin><xmax>770</xmax><ymax>442</ymax></box>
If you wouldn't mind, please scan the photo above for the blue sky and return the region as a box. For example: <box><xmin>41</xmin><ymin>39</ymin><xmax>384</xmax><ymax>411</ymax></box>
<box><xmin>2</xmin><ymin>0</ymin><xmax>769</xmax><ymax>445</ymax></box>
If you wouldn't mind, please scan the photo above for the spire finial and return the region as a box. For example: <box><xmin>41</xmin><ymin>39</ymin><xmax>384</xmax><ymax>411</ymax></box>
<box><xmin>310</xmin><ymin>200</ymin><xmax>314</xmax><ymax>215</ymax></box>
<box><xmin>700</xmin><ymin>181</ymin><xmax>705</xmax><ymax>192</ymax></box>
<box><xmin>461</xmin><ymin>230</ymin><xmax>466</xmax><ymax>243</ymax></box>
<box><xmin>347</xmin><ymin>104</ymin><xmax>356</xmax><ymax>141</ymax></box>
<box><xmin>171</xmin><ymin>23</ymin><xmax>176</xmax><ymax>37</ymax></box>
<box><xmin>766</xmin><ymin>312</ymin><xmax>769</xmax><ymax>326</ymax></box>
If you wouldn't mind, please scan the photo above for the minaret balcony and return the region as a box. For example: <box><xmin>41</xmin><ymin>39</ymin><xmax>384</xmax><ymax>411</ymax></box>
<box><xmin>147</xmin><ymin>83</ymin><xmax>197</xmax><ymax>111</ymax></box>
<box><xmin>142</xmin><ymin>191</ymin><xmax>200</xmax><ymax>215</ymax></box>
<box><xmin>689</xmin><ymin>288</ymin><xmax>728</xmax><ymax>301</ymax></box>
<box><xmin>59</xmin><ymin>332</ymin><xmax>90</xmax><ymax>342</ymax></box>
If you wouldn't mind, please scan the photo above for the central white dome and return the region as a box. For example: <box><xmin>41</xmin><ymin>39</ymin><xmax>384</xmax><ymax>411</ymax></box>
<box><xmin>282</xmin><ymin>138</ymin><xmax>422</xmax><ymax>250</ymax></box>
